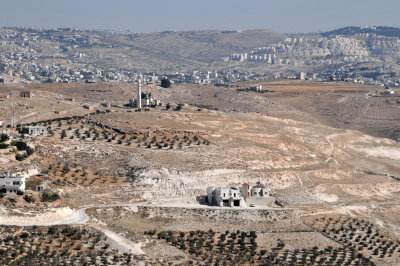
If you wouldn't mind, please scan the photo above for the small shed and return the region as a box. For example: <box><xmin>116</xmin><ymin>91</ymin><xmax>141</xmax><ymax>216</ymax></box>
<box><xmin>36</xmin><ymin>181</ymin><xmax>48</xmax><ymax>192</ymax></box>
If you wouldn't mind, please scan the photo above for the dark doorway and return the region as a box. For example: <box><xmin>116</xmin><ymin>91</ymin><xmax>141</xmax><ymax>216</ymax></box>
<box><xmin>234</xmin><ymin>200</ymin><xmax>240</xmax><ymax>206</ymax></box>
<box><xmin>223</xmin><ymin>200</ymin><xmax>229</xmax><ymax>207</ymax></box>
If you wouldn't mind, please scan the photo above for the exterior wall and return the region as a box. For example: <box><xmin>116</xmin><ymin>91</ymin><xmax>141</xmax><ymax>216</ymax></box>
<box><xmin>251</xmin><ymin>187</ymin><xmax>264</xmax><ymax>197</ymax></box>
<box><xmin>251</xmin><ymin>187</ymin><xmax>270</xmax><ymax>197</ymax></box>
<box><xmin>206</xmin><ymin>187</ymin><xmax>215</xmax><ymax>204</ymax></box>
<box><xmin>36</xmin><ymin>181</ymin><xmax>48</xmax><ymax>192</ymax></box>
<box><xmin>228</xmin><ymin>197</ymin><xmax>245</xmax><ymax>207</ymax></box>
<box><xmin>141</xmin><ymin>98</ymin><xmax>151</xmax><ymax>107</ymax></box>
<box><xmin>142</xmin><ymin>98</ymin><xmax>158</xmax><ymax>107</ymax></box>
<box><xmin>26</xmin><ymin>126</ymin><xmax>47</xmax><ymax>137</ymax></box>
<box><xmin>240</xmin><ymin>185</ymin><xmax>251</xmax><ymax>198</ymax></box>
<box><xmin>215</xmin><ymin>187</ymin><xmax>231</xmax><ymax>199</ymax></box>
<box><xmin>129</xmin><ymin>99</ymin><xmax>136</xmax><ymax>108</ymax></box>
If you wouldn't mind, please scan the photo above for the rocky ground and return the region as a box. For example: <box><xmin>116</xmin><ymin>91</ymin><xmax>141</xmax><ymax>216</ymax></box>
<box><xmin>1</xmin><ymin>80</ymin><xmax>400</xmax><ymax>265</ymax></box>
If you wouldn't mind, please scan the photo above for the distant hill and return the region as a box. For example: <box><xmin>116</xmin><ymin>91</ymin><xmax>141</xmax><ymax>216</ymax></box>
<box><xmin>321</xmin><ymin>26</ymin><xmax>400</xmax><ymax>37</ymax></box>
<box><xmin>128</xmin><ymin>29</ymin><xmax>286</xmax><ymax>63</ymax></box>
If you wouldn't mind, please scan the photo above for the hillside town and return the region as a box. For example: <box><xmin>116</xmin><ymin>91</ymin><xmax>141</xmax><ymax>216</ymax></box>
<box><xmin>1</xmin><ymin>27</ymin><xmax>400</xmax><ymax>87</ymax></box>
<box><xmin>224</xmin><ymin>34</ymin><xmax>400</xmax><ymax>87</ymax></box>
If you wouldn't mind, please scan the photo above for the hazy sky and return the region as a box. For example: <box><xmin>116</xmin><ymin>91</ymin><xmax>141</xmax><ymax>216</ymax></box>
<box><xmin>1</xmin><ymin>0</ymin><xmax>399</xmax><ymax>33</ymax></box>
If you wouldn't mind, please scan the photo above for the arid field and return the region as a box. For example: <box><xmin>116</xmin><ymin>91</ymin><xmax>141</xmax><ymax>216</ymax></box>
<box><xmin>1</xmin><ymin>80</ymin><xmax>399</xmax><ymax>265</ymax></box>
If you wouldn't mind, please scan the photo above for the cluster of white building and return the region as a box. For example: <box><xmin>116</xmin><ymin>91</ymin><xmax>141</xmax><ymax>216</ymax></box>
<box><xmin>207</xmin><ymin>181</ymin><xmax>271</xmax><ymax>207</ymax></box>
<box><xmin>226</xmin><ymin>36</ymin><xmax>371</xmax><ymax>66</ymax></box>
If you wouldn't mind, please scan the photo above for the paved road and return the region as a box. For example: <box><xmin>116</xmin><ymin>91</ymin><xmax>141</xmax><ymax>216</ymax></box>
<box><xmin>16</xmin><ymin>111</ymin><xmax>57</xmax><ymax>124</ymax></box>
<box><xmin>2</xmin><ymin>201</ymin><xmax>400</xmax><ymax>227</ymax></box>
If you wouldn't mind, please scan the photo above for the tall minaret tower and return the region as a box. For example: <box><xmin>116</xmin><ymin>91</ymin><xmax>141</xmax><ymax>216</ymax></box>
<box><xmin>137</xmin><ymin>79</ymin><xmax>142</xmax><ymax>109</ymax></box>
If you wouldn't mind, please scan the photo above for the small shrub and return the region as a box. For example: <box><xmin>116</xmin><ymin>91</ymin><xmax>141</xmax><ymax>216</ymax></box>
<box><xmin>48</xmin><ymin>226</ymin><xmax>58</xmax><ymax>234</ymax></box>
<box><xmin>0</xmin><ymin>134</ymin><xmax>9</xmax><ymax>143</ymax></box>
<box><xmin>23</xmin><ymin>194</ymin><xmax>35</xmax><ymax>203</ymax></box>
<box><xmin>61</xmin><ymin>130</ymin><xmax>67</xmax><ymax>139</ymax></box>
<box><xmin>26</xmin><ymin>147</ymin><xmax>34</xmax><ymax>156</ymax></box>
<box><xmin>0</xmin><ymin>143</ymin><xmax>9</xmax><ymax>149</ymax></box>
<box><xmin>41</xmin><ymin>189</ymin><xmax>60</xmax><ymax>202</ymax></box>
<box><xmin>15</xmin><ymin>153</ymin><xmax>28</xmax><ymax>161</ymax></box>
<box><xmin>14</xmin><ymin>141</ymin><xmax>28</xmax><ymax>151</ymax></box>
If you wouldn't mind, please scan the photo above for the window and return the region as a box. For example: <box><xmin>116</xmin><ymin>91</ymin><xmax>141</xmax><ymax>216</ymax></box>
<box><xmin>13</xmin><ymin>181</ymin><xmax>20</xmax><ymax>185</ymax></box>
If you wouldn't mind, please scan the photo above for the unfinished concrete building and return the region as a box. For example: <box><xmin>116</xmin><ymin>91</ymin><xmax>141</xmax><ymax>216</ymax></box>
<box><xmin>207</xmin><ymin>187</ymin><xmax>245</xmax><ymax>207</ymax></box>
<box><xmin>22</xmin><ymin>126</ymin><xmax>48</xmax><ymax>137</ymax></box>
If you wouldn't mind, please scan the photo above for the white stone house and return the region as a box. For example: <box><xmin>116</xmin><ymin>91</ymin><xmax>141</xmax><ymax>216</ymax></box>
<box><xmin>207</xmin><ymin>187</ymin><xmax>245</xmax><ymax>207</ymax></box>
<box><xmin>0</xmin><ymin>172</ymin><xmax>26</xmax><ymax>194</ymax></box>
<box><xmin>241</xmin><ymin>181</ymin><xmax>270</xmax><ymax>198</ymax></box>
